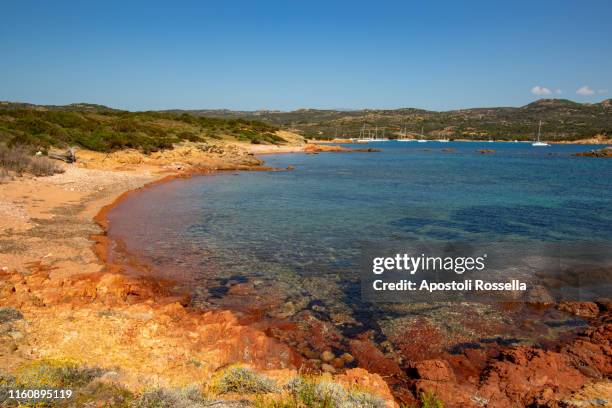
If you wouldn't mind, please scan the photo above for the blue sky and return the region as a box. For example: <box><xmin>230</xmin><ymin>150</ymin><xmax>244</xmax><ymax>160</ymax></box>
<box><xmin>1</xmin><ymin>0</ymin><xmax>611</xmax><ymax>111</ymax></box>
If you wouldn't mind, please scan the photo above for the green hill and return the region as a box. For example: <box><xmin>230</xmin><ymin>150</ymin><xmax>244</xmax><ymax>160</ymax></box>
<box><xmin>2</xmin><ymin>99</ymin><xmax>610</xmax><ymax>152</ymax></box>
<box><xmin>0</xmin><ymin>103</ymin><xmax>283</xmax><ymax>153</ymax></box>
<box><xmin>169</xmin><ymin>99</ymin><xmax>612</xmax><ymax>141</ymax></box>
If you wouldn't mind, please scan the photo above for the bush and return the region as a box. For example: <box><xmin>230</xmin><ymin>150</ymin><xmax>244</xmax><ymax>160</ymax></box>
<box><xmin>0</xmin><ymin>144</ymin><xmax>64</xmax><ymax>176</ymax></box>
<box><xmin>213</xmin><ymin>366</ymin><xmax>277</xmax><ymax>394</ymax></box>
<box><xmin>0</xmin><ymin>372</ymin><xmax>17</xmax><ymax>405</ymax></box>
<box><xmin>29</xmin><ymin>156</ymin><xmax>64</xmax><ymax>176</ymax></box>
<box><xmin>283</xmin><ymin>377</ymin><xmax>386</xmax><ymax>408</ymax></box>
<box><xmin>419</xmin><ymin>391</ymin><xmax>445</xmax><ymax>408</ymax></box>
<box><xmin>0</xmin><ymin>307</ymin><xmax>23</xmax><ymax>323</ymax></box>
<box><xmin>0</xmin><ymin>144</ymin><xmax>31</xmax><ymax>174</ymax></box>
<box><xmin>343</xmin><ymin>391</ymin><xmax>387</xmax><ymax>408</ymax></box>
<box><xmin>0</xmin><ymin>108</ymin><xmax>282</xmax><ymax>153</ymax></box>
<box><xmin>131</xmin><ymin>386</ymin><xmax>208</xmax><ymax>408</ymax></box>
<box><xmin>14</xmin><ymin>359</ymin><xmax>103</xmax><ymax>388</ymax></box>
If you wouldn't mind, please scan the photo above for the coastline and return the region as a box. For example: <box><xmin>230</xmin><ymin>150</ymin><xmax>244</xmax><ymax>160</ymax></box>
<box><xmin>312</xmin><ymin>137</ymin><xmax>612</xmax><ymax>145</ymax></box>
<box><xmin>1</xmin><ymin>141</ymin><xmax>610</xmax><ymax>406</ymax></box>
<box><xmin>0</xmin><ymin>141</ymin><xmax>398</xmax><ymax>405</ymax></box>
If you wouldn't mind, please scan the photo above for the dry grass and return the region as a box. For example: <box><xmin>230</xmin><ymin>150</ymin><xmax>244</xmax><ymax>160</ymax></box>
<box><xmin>0</xmin><ymin>144</ymin><xmax>64</xmax><ymax>177</ymax></box>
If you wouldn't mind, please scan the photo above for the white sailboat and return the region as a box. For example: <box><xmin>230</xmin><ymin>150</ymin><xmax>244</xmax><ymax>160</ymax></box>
<box><xmin>532</xmin><ymin>120</ymin><xmax>550</xmax><ymax>147</ymax></box>
<box><xmin>356</xmin><ymin>124</ymin><xmax>373</xmax><ymax>143</ymax></box>
<box><xmin>397</xmin><ymin>121</ymin><xmax>415</xmax><ymax>141</ymax></box>
<box><xmin>417</xmin><ymin>126</ymin><xmax>428</xmax><ymax>142</ymax></box>
<box><xmin>370</xmin><ymin>126</ymin><xmax>389</xmax><ymax>141</ymax></box>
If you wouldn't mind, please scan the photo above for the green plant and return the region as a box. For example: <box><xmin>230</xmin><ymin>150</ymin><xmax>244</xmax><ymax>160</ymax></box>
<box><xmin>130</xmin><ymin>386</ymin><xmax>207</xmax><ymax>408</ymax></box>
<box><xmin>213</xmin><ymin>366</ymin><xmax>277</xmax><ymax>394</ymax></box>
<box><xmin>282</xmin><ymin>376</ymin><xmax>386</xmax><ymax>408</ymax></box>
<box><xmin>0</xmin><ymin>107</ymin><xmax>283</xmax><ymax>153</ymax></box>
<box><xmin>343</xmin><ymin>390</ymin><xmax>387</xmax><ymax>408</ymax></box>
<box><xmin>14</xmin><ymin>359</ymin><xmax>103</xmax><ymax>388</ymax></box>
<box><xmin>419</xmin><ymin>391</ymin><xmax>445</xmax><ymax>408</ymax></box>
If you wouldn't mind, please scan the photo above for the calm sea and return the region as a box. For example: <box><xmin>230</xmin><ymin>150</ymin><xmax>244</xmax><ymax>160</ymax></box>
<box><xmin>107</xmin><ymin>141</ymin><xmax>612</xmax><ymax>356</ymax></box>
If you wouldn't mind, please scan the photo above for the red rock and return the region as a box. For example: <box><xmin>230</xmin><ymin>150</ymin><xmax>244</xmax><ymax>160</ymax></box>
<box><xmin>557</xmin><ymin>301</ymin><xmax>600</xmax><ymax>318</ymax></box>
<box><xmin>331</xmin><ymin>358</ymin><xmax>345</xmax><ymax>369</ymax></box>
<box><xmin>335</xmin><ymin>368</ymin><xmax>396</xmax><ymax>407</ymax></box>
<box><xmin>390</xmin><ymin>317</ymin><xmax>446</xmax><ymax>361</ymax></box>
<box><xmin>349</xmin><ymin>339</ymin><xmax>404</xmax><ymax>379</ymax></box>
<box><xmin>414</xmin><ymin>380</ymin><xmax>478</xmax><ymax>407</ymax></box>
<box><xmin>478</xmin><ymin>346</ymin><xmax>588</xmax><ymax>407</ymax></box>
<box><xmin>414</xmin><ymin>359</ymin><xmax>454</xmax><ymax>382</ymax></box>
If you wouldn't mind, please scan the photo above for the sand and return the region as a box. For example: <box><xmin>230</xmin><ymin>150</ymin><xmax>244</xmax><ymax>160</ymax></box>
<box><xmin>0</xmin><ymin>140</ymin><xmax>397</xmax><ymax>404</ymax></box>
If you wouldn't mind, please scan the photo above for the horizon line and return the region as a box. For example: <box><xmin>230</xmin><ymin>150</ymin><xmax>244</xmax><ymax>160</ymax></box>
<box><xmin>1</xmin><ymin>97</ymin><xmax>610</xmax><ymax>114</ymax></box>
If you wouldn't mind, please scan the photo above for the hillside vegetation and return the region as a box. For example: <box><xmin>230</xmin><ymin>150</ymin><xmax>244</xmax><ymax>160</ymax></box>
<box><xmin>0</xmin><ymin>103</ymin><xmax>284</xmax><ymax>153</ymax></box>
<box><xmin>169</xmin><ymin>99</ymin><xmax>612</xmax><ymax>141</ymax></box>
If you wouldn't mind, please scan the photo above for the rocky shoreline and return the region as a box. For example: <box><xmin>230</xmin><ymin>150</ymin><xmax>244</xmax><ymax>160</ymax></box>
<box><xmin>573</xmin><ymin>146</ymin><xmax>612</xmax><ymax>158</ymax></box>
<box><xmin>1</xmin><ymin>141</ymin><xmax>610</xmax><ymax>407</ymax></box>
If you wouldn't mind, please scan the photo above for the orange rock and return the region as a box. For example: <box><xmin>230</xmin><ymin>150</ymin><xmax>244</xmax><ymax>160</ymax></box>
<box><xmin>557</xmin><ymin>301</ymin><xmax>600</xmax><ymax>318</ymax></box>
<box><xmin>349</xmin><ymin>338</ymin><xmax>404</xmax><ymax>378</ymax></box>
<box><xmin>414</xmin><ymin>359</ymin><xmax>454</xmax><ymax>382</ymax></box>
<box><xmin>335</xmin><ymin>368</ymin><xmax>396</xmax><ymax>407</ymax></box>
<box><xmin>331</xmin><ymin>357</ymin><xmax>345</xmax><ymax>369</ymax></box>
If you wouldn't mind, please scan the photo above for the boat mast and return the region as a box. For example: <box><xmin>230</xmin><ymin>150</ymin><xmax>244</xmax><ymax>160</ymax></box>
<box><xmin>537</xmin><ymin>120</ymin><xmax>542</xmax><ymax>142</ymax></box>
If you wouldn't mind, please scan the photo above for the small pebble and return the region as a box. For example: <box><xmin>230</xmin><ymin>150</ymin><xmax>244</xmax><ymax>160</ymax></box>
<box><xmin>321</xmin><ymin>350</ymin><xmax>335</xmax><ymax>362</ymax></box>
<box><xmin>331</xmin><ymin>357</ymin><xmax>345</xmax><ymax>369</ymax></box>
<box><xmin>341</xmin><ymin>353</ymin><xmax>354</xmax><ymax>363</ymax></box>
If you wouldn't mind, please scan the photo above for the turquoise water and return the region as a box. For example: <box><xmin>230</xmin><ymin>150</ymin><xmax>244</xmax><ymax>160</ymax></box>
<box><xmin>107</xmin><ymin>141</ymin><xmax>611</xmax><ymax>356</ymax></box>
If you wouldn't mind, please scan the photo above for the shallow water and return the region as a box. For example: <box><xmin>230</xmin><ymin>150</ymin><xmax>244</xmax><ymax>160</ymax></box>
<box><xmin>107</xmin><ymin>141</ymin><xmax>612</xmax><ymax>359</ymax></box>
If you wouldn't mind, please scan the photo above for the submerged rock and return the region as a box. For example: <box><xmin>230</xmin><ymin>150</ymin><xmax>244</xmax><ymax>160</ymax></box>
<box><xmin>321</xmin><ymin>350</ymin><xmax>335</xmax><ymax>362</ymax></box>
<box><xmin>573</xmin><ymin>147</ymin><xmax>612</xmax><ymax>158</ymax></box>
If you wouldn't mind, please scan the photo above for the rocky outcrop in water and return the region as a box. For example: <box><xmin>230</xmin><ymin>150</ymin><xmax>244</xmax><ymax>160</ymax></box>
<box><xmin>573</xmin><ymin>146</ymin><xmax>612</xmax><ymax>158</ymax></box>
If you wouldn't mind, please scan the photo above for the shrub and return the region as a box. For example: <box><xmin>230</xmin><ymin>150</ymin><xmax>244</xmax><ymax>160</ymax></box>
<box><xmin>0</xmin><ymin>144</ymin><xmax>64</xmax><ymax>176</ymax></box>
<box><xmin>0</xmin><ymin>108</ymin><xmax>282</xmax><ymax>153</ymax></box>
<box><xmin>29</xmin><ymin>156</ymin><xmax>64</xmax><ymax>176</ymax></box>
<box><xmin>75</xmin><ymin>380</ymin><xmax>134</xmax><ymax>407</ymax></box>
<box><xmin>213</xmin><ymin>366</ymin><xmax>276</xmax><ymax>394</ymax></box>
<box><xmin>283</xmin><ymin>376</ymin><xmax>386</xmax><ymax>408</ymax></box>
<box><xmin>131</xmin><ymin>386</ymin><xmax>207</xmax><ymax>408</ymax></box>
<box><xmin>343</xmin><ymin>391</ymin><xmax>387</xmax><ymax>408</ymax></box>
<box><xmin>0</xmin><ymin>144</ymin><xmax>31</xmax><ymax>174</ymax></box>
<box><xmin>419</xmin><ymin>391</ymin><xmax>445</xmax><ymax>408</ymax></box>
<box><xmin>0</xmin><ymin>372</ymin><xmax>17</xmax><ymax>405</ymax></box>
<box><xmin>314</xmin><ymin>381</ymin><xmax>347</xmax><ymax>405</ymax></box>
<box><xmin>0</xmin><ymin>307</ymin><xmax>23</xmax><ymax>323</ymax></box>
<box><xmin>15</xmin><ymin>359</ymin><xmax>103</xmax><ymax>388</ymax></box>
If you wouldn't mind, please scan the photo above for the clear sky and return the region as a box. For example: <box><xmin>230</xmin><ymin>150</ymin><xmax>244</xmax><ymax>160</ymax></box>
<box><xmin>1</xmin><ymin>0</ymin><xmax>611</xmax><ymax>111</ymax></box>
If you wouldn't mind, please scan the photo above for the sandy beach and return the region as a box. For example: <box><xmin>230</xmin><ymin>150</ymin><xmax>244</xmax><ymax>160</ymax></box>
<box><xmin>0</xmin><ymin>140</ymin><xmax>401</xmax><ymax>406</ymax></box>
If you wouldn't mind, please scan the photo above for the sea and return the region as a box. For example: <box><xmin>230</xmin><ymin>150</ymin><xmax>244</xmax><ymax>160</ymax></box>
<box><xmin>106</xmin><ymin>141</ymin><xmax>612</xmax><ymax>359</ymax></box>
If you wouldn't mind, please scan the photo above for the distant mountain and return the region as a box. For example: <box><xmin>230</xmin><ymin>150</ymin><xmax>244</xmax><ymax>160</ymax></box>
<box><xmin>166</xmin><ymin>99</ymin><xmax>611</xmax><ymax>141</ymax></box>
<box><xmin>0</xmin><ymin>101</ymin><xmax>121</xmax><ymax>113</ymax></box>
<box><xmin>2</xmin><ymin>99</ymin><xmax>611</xmax><ymax>141</ymax></box>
